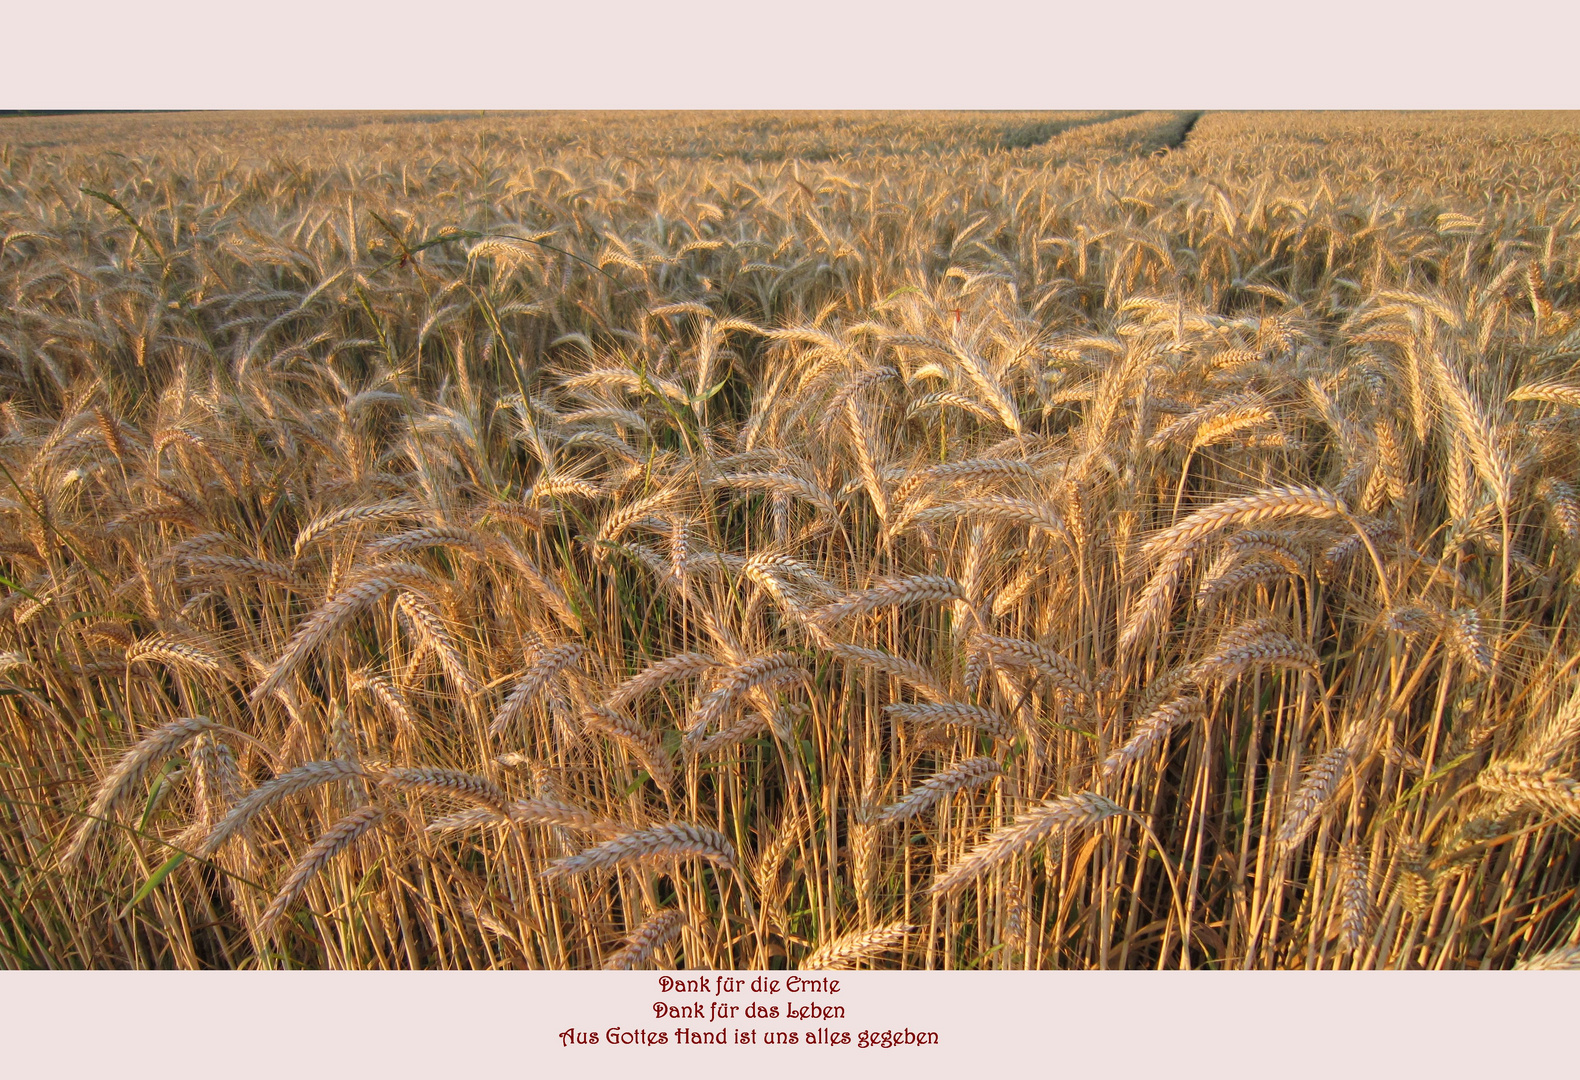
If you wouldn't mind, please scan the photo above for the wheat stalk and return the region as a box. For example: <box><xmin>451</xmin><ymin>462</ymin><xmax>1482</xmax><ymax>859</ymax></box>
<box><xmin>199</xmin><ymin>759</ymin><xmax>367</xmax><ymax>857</ymax></box>
<box><xmin>364</xmin><ymin>524</ymin><xmax>494</xmax><ymax>560</ymax></box>
<box><xmin>825</xmin><ymin>642</ymin><xmax>949</xmax><ymax>702</ymax></box>
<box><xmin>584</xmin><ymin>704</ymin><xmax>676</xmax><ymax>788</ymax></box>
<box><xmin>1276</xmin><ymin>746</ymin><xmax>1352</xmax><ymax>851</ymax></box>
<box><xmin>125</xmin><ymin>634</ymin><xmax>231</xmax><ymax>677</ymax></box>
<box><xmin>885</xmin><ymin>701</ymin><xmax>1016</xmax><ymax>740</ymax></box>
<box><xmin>931</xmin><ymin>792</ymin><xmax>1125</xmax><ymax>897</ymax></box>
<box><xmin>801</xmin><ymin>921</ymin><xmax>912</xmax><ymax>970</ymax></box>
<box><xmin>604</xmin><ymin>908</ymin><xmax>688</xmax><ymax>970</ymax></box>
<box><xmin>977</xmin><ymin>633</ymin><xmax>1092</xmax><ymax>697</ymax></box>
<box><xmin>64</xmin><ymin>716</ymin><xmax>220</xmax><ymax>866</ymax></box>
<box><xmin>293</xmin><ymin>498</ymin><xmax>424</xmax><ymax>556</ymax></box>
<box><xmin>378</xmin><ymin>767</ymin><xmax>509</xmax><ymax>811</ymax></box>
<box><xmin>606</xmin><ymin>652</ymin><xmax>719</xmax><ymax>709</ymax></box>
<box><xmin>1100</xmin><ymin>696</ymin><xmax>1205</xmax><ymax>778</ymax></box>
<box><xmin>1337</xmin><ymin>841</ymin><xmax>1373</xmax><ymax>953</ymax></box>
<box><xmin>1476</xmin><ymin>763</ymin><xmax>1580</xmax><ymax>822</ymax></box>
<box><xmin>251</xmin><ymin>572</ymin><xmax>414</xmax><ymax>704</ymax></box>
<box><xmin>544</xmin><ymin>822</ymin><xmax>738</xmax><ymax>879</ymax></box>
<box><xmin>490</xmin><ymin>643</ymin><xmax>585</xmax><ymax>737</ymax></box>
<box><xmin>258</xmin><ymin>805</ymin><xmax>389</xmax><ymax>936</ymax></box>
<box><xmin>815</xmin><ymin>575</ymin><xmax>967</xmax><ymax>624</ymax></box>
<box><xmin>1515</xmin><ymin>945</ymin><xmax>1580</xmax><ymax>970</ymax></box>
<box><xmin>687</xmin><ymin>652</ymin><xmax>807</xmax><ymax>746</ymax></box>
<box><xmin>1192</xmin><ymin>629</ymin><xmax>1319</xmax><ymax>682</ymax></box>
<box><xmin>874</xmin><ymin>757</ymin><xmax>1000</xmax><ymax>825</ymax></box>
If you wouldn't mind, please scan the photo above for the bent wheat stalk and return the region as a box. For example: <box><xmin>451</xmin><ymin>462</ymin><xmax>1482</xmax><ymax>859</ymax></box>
<box><xmin>874</xmin><ymin>758</ymin><xmax>1000</xmax><ymax>825</ymax></box>
<box><xmin>801</xmin><ymin>921</ymin><xmax>913</xmax><ymax>970</ymax></box>
<box><xmin>930</xmin><ymin>792</ymin><xmax>1124</xmax><ymax>897</ymax></box>
<box><xmin>65</xmin><ymin>716</ymin><xmax>220</xmax><ymax>867</ymax></box>
<box><xmin>251</xmin><ymin>573</ymin><xmax>414</xmax><ymax>704</ymax></box>
<box><xmin>604</xmin><ymin>908</ymin><xmax>687</xmax><ymax>970</ymax></box>
<box><xmin>545</xmin><ymin>822</ymin><xmax>738</xmax><ymax>878</ymax></box>
<box><xmin>258</xmin><ymin>805</ymin><xmax>389</xmax><ymax>936</ymax></box>
<box><xmin>199</xmin><ymin>759</ymin><xmax>367</xmax><ymax>857</ymax></box>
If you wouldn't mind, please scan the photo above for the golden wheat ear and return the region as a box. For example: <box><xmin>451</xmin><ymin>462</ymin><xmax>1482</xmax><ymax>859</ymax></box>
<box><xmin>603</xmin><ymin>909</ymin><xmax>687</xmax><ymax>970</ymax></box>
<box><xmin>199</xmin><ymin>759</ymin><xmax>368</xmax><ymax>858</ymax></box>
<box><xmin>63</xmin><ymin>717</ymin><xmax>221</xmax><ymax>869</ymax></box>
<box><xmin>930</xmin><ymin>792</ymin><xmax>1126</xmax><ymax>898</ymax></box>
<box><xmin>544</xmin><ymin>822</ymin><xmax>739</xmax><ymax>880</ymax></box>
<box><xmin>258</xmin><ymin>805</ymin><xmax>390</xmax><ymax>937</ymax></box>
<box><xmin>801</xmin><ymin>921</ymin><xmax>913</xmax><ymax>970</ymax></box>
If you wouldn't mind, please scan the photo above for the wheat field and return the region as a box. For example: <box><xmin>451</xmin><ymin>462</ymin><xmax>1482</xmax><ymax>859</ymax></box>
<box><xmin>2</xmin><ymin>109</ymin><xmax>1579</xmax><ymax>970</ymax></box>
